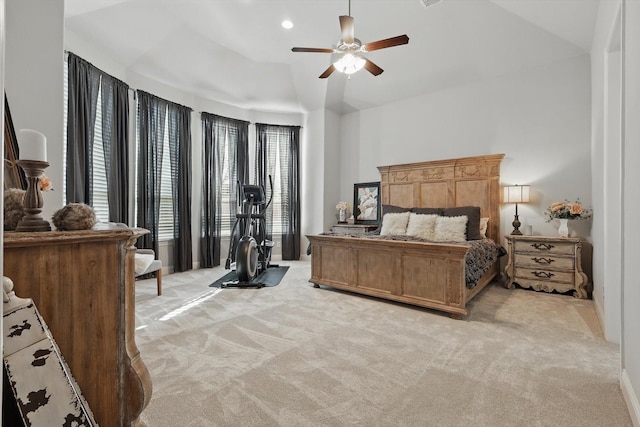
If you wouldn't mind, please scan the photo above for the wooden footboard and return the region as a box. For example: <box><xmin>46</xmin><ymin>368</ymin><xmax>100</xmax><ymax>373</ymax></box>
<box><xmin>308</xmin><ymin>234</ymin><xmax>497</xmax><ymax>318</ymax></box>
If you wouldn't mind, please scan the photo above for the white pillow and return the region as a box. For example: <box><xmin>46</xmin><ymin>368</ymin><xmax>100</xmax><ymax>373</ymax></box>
<box><xmin>380</xmin><ymin>211</ymin><xmax>411</xmax><ymax>235</ymax></box>
<box><xmin>433</xmin><ymin>215</ymin><xmax>468</xmax><ymax>242</ymax></box>
<box><xmin>406</xmin><ymin>213</ymin><xmax>439</xmax><ymax>240</ymax></box>
<box><xmin>480</xmin><ymin>217</ymin><xmax>489</xmax><ymax>238</ymax></box>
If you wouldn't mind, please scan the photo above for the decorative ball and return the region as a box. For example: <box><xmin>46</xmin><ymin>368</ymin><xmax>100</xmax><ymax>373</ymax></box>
<box><xmin>4</xmin><ymin>188</ymin><xmax>26</xmax><ymax>231</ymax></box>
<box><xmin>52</xmin><ymin>203</ymin><xmax>97</xmax><ymax>231</ymax></box>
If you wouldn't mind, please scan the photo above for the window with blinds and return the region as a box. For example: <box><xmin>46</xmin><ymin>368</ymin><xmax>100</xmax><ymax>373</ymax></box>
<box><xmin>134</xmin><ymin>105</ymin><xmax>174</xmax><ymax>241</ymax></box>
<box><xmin>157</xmin><ymin>117</ymin><xmax>174</xmax><ymax>241</ymax></box>
<box><xmin>218</xmin><ymin>125</ymin><xmax>236</xmax><ymax>237</ymax></box>
<box><xmin>91</xmin><ymin>91</ymin><xmax>110</xmax><ymax>222</ymax></box>
<box><xmin>261</xmin><ymin>128</ymin><xmax>292</xmax><ymax>236</ymax></box>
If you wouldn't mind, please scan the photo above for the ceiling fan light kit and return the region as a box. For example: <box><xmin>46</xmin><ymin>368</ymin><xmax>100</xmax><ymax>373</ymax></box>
<box><xmin>291</xmin><ymin>0</ymin><xmax>409</xmax><ymax>78</ymax></box>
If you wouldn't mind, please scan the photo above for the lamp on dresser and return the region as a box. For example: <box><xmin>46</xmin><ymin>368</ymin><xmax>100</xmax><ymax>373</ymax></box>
<box><xmin>503</xmin><ymin>184</ymin><xmax>530</xmax><ymax>235</ymax></box>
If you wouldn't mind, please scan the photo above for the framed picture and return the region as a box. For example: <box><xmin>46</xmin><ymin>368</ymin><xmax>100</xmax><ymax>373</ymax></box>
<box><xmin>353</xmin><ymin>181</ymin><xmax>381</xmax><ymax>224</ymax></box>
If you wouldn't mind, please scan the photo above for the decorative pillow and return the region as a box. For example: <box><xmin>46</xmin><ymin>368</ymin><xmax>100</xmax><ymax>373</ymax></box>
<box><xmin>480</xmin><ymin>217</ymin><xmax>489</xmax><ymax>238</ymax></box>
<box><xmin>411</xmin><ymin>207</ymin><xmax>441</xmax><ymax>215</ymax></box>
<box><xmin>442</xmin><ymin>206</ymin><xmax>482</xmax><ymax>240</ymax></box>
<box><xmin>371</xmin><ymin>205</ymin><xmax>411</xmax><ymax>233</ymax></box>
<box><xmin>433</xmin><ymin>215</ymin><xmax>468</xmax><ymax>242</ymax></box>
<box><xmin>380</xmin><ymin>211</ymin><xmax>411</xmax><ymax>236</ymax></box>
<box><xmin>406</xmin><ymin>213</ymin><xmax>439</xmax><ymax>240</ymax></box>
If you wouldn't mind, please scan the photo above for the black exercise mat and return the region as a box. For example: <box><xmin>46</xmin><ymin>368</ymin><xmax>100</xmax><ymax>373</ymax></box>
<box><xmin>209</xmin><ymin>266</ymin><xmax>289</xmax><ymax>288</ymax></box>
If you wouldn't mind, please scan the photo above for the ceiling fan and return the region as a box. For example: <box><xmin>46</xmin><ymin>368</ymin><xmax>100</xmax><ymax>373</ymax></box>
<box><xmin>291</xmin><ymin>0</ymin><xmax>409</xmax><ymax>79</ymax></box>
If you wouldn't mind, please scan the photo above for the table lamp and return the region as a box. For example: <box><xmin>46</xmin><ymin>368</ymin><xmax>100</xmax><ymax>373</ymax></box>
<box><xmin>503</xmin><ymin>184</ymin><xmax>530</xmax><ymax>235</ymax></box>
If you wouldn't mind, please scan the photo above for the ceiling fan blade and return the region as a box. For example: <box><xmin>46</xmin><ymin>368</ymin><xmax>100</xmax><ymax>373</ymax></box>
<box><xmin>339</xmin><ymin>15</ymin><xmax>354</xmax><ymax>44</ymax></box>
<box><xmin>363</xmin><ymin>59</ymin><xmax>384</xmax><ymax>76</ymax></box>
<box><xmin>292</xmin><ymin>47</ymin><xmax>334</xmax><ymax>53</ymax></box>
<box><xmin>363</xmin><ymin>34</ymin><xmax>409</xmax><ymax>52</ymax></box>
<box><xmin>319</xmin><ymin>64</ymin><xmax>336</xmax><ymax>79</ymax></box>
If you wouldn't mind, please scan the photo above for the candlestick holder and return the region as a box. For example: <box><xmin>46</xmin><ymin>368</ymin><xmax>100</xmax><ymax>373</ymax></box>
<box><xmin>15</xmin><ymin>159</ymin><xmax>52</xmax><ymax>232</ymax></box>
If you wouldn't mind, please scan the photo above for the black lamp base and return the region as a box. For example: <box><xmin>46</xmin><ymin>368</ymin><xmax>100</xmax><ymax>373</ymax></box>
<box><xmin>511</xmin><ymin>214</ymin><xmax>522</xmax><ymax>235</ymax></box>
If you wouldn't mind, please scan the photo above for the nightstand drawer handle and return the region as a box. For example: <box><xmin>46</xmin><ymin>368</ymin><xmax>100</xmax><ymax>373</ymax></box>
<box><xmin>532</xmin><ymin>257</ymin><xmax>554</xmax><ymax>265</ymax></box>
<box><xmin>531</xmin><ymin>243</ymin><xmax>554</xmax><ymax>251</ymax></box>
<box><xmin>532</xmin><ymin>271</ymin><xmax>555</xmax><ymax>279</ymax></box>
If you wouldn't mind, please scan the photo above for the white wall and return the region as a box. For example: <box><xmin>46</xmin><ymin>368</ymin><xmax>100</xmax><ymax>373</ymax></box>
<box><xmin>622</xmin><ymin>1</ymin><xmax>640</xmax><ymax>423</ymax></box>
<box><xmin>301</xmin><ymin>108</ymin><xmax>328</xmax><ymax>256</ymax></box>
<box><xmin>591</xmin><ymin>0</ymin><xmax>623</xmax><ymax>344</ymax></box>
<box><xmin>5</xmin><ymin>0</ymin><xmax>64</xmax><ymax>220</ymax></box>
<box><xmin>340</xmin><ymin>54</ymin><xmax>592</xmax><ymax>248</ymax></box>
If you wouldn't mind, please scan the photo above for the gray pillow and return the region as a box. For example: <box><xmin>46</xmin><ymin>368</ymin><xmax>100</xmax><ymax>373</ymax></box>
<box><xmin>411</xmin><ymin>207</ymin><xmax>441</xmax><ymax>215</ymax></box>
<box><xmin>383</xmin><ymin>204</ymin><xmax>411</xmax><ymax>215</ymax></box>
<box><xmin>442</xmin><ymin>206</ymin><xmax>482</xmax><ymax>240</ymax></box>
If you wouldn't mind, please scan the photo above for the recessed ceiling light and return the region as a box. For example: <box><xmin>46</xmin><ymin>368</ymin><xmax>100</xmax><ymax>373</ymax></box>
<box><xmin>281</xmin><ymin>20</ymin><xmax>294</xmax><ymax>30</ymax></box>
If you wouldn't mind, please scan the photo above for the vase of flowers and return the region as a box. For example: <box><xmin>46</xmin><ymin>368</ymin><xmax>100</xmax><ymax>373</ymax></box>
<box><xmin>336</xmin><ymin>201</ymin><xmax>349</xmax><ymax>223</ymax></box>
<box><xmin>545</xmin><ymin>199</ymin><xmax>592</xmax><ymax>237</ymax></box>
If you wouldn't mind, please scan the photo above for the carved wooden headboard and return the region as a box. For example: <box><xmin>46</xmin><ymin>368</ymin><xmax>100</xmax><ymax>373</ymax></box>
<box><xmin>377</xmin><ymin>154</ymin><xmax>504</xmax><ymax>243</ymax></box>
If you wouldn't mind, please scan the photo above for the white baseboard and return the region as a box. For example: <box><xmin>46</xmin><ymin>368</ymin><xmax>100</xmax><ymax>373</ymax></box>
<box><xmin>622</xmin><ymin>369</ymin><xmax>640</xmax><ymax>426</ymax></box>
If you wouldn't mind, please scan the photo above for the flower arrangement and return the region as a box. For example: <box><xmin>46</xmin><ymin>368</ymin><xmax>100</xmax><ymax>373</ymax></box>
<box><xmin>336</xmin><ymin>201</ymin><xmax>349</xmax><ymax>211</ymax></box>
<box><xmin>39</xmin><ymin>174</ymin><xmax>54</xmax><ymax>191</ymax></box>
<box><xmin>545</xmin><ymin>199</ymin><xmax>592</xmax><ymax>221</ymax></box>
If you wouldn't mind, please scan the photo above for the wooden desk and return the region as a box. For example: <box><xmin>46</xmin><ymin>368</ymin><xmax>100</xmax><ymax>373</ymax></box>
<box><xmin>3</xmin><ymin>223</ymin><xmax>152</xmax><ymax>426</ymax></box>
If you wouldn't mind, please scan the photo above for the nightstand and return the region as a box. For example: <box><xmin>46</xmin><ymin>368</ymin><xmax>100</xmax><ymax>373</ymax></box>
<box><xmin>504</xmin><ymin>235</ymin><xmax>589</xmax><ymax>298</ymax></box>
<box><xmin>330</xmin><ymin>223</ymin><xmax>378</xmax><ymax>235</ymax></box>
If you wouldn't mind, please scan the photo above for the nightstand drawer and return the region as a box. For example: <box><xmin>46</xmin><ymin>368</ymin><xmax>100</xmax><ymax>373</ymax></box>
<box><xmin>514</xmin><ymin>240</ymin><xmax>575</xmax><ymax>256</ymax></box>
<box><xmin>514</xmin><ymin>253</ymin><xmax>574</xmax><ymax>270</ymax></box>
<box><xmin>516</xmin><ymin>267</ymin><xmax>575</xmax><ymax>284</ymax></box>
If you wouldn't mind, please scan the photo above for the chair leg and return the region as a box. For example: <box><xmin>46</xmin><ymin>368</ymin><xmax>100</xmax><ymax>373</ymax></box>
<box><xmin>156</xmin><ymin>269</ymin><xmax>162</xmax><ymax>296</ymax></box>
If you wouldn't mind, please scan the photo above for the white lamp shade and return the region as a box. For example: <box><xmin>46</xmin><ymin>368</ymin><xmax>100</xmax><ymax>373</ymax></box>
<box><xmin>333</xmin><ymin>53</ymin><xmax>366</xmax><ymax>75</ymax></box>
<box><xmin>503</xmin><ymin>185</ymin><xmax>530</xmax><ymax>204</ymax></box>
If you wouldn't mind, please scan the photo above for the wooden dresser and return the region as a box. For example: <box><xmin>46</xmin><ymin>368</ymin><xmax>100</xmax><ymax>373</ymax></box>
<box><xmin>3</xmin><ymin>223</ymin><xmax>152</xmax><ymax>426</ymax></box>
<box><xmin>504</xmin><ymin>235</ymin><xmax>589</xmax><ymax>298</ymax></box>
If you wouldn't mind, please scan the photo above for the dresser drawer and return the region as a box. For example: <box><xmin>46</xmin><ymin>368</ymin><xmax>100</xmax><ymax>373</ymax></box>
<box><xmin>514</xmin><ymin>240</ymin><xmax>575</xmax><ymax>256</ymax></box>
<box><xmin>516</xmin><ymin>267</ymin><xmax>575</xmax><ymax>284</ymax></box>
<box><xmin>514</xmin><ymin>253</ymin><xmax>574</xmax><ymax>270</ymax></box>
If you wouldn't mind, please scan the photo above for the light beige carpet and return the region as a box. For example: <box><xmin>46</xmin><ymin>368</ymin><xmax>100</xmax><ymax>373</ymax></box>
<box><xmin>134</xmin><ymin>261</ymin><xmax>631</xmax><ymax>426</ymax></box>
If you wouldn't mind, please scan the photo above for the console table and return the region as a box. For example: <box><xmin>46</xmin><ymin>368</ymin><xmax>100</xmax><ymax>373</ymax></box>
<box><xmin>3</xmin><ymin>223</ymin><xmax>152</xmax><ymax>426</ymax></box>
<box><xmin>504</xmin><ymin>235</ymin><xmax>589</xmax><ymax>298</ymax></box>
<box><xmin>330</xmin><ymin>223</ymin><xmax>378</xmax><ymax>235</ymax></box>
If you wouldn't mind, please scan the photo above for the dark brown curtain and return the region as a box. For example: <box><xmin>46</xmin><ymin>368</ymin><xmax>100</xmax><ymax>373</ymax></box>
<box><xmin>200</xmin><ymin>113</ymin><xmax>249</xmax><ymax>268</ymax></box>
<box><xmin>100</xmin><ymin>75</ymin><xmax>130</xmax><ymax>223</ymax></box>
<box><xmin>255</xmin><ymin>123</ymin><xmax>301</xmax><ymax>260</ymax></box>
<box><xmin>66</xmin><ymin>52</ymin><xmax>100</xmax><ymax>204</ymax></box>
<box><xmin>168</xmin><ymin>103</ymin><xmax>193</xmax><ymax>272</ymax></box>
<box><xmin>136</xmin><ymin>91</ymin><xmax>167</xmax><ymax>254</ymax></box>
<box><xmin>66</xmin><ymin>52</ymin><xmax>129</xmax><ymax>222</ymax></box>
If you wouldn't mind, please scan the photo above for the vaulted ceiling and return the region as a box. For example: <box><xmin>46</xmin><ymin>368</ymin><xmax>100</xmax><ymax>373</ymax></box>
<box><xmin>64</xmin><ymin>0</ymin><xmax>600</xmax><ymax>114</ymax></box>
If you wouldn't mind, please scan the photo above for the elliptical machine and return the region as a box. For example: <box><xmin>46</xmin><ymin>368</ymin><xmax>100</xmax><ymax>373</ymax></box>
<box><xmin>224</xmin><ymin>177</ymin><xmax>275</xmax><ymax>286</ymax></box>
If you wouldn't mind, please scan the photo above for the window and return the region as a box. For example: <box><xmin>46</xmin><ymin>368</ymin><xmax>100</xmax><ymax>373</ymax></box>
<box><xmin>257</xmin><ymin>125</ymin><xmax>294</xmax><ymax>235</ymax></box>
<box><xmin>135</xmin><ymin>103</ymin><xmax>174</xmax><ymax>241</ymax></box>
<box><xmin>217</xmin><ymin>125</ymin><xmax>238</xmax><ymax>236</ymax></box>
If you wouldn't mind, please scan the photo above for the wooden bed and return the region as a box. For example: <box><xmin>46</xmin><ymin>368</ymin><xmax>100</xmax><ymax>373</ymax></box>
<box><xmin>307</xmin><ymin>154</ymin><xmax>504</xmax><ymax>319</ymax></box>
